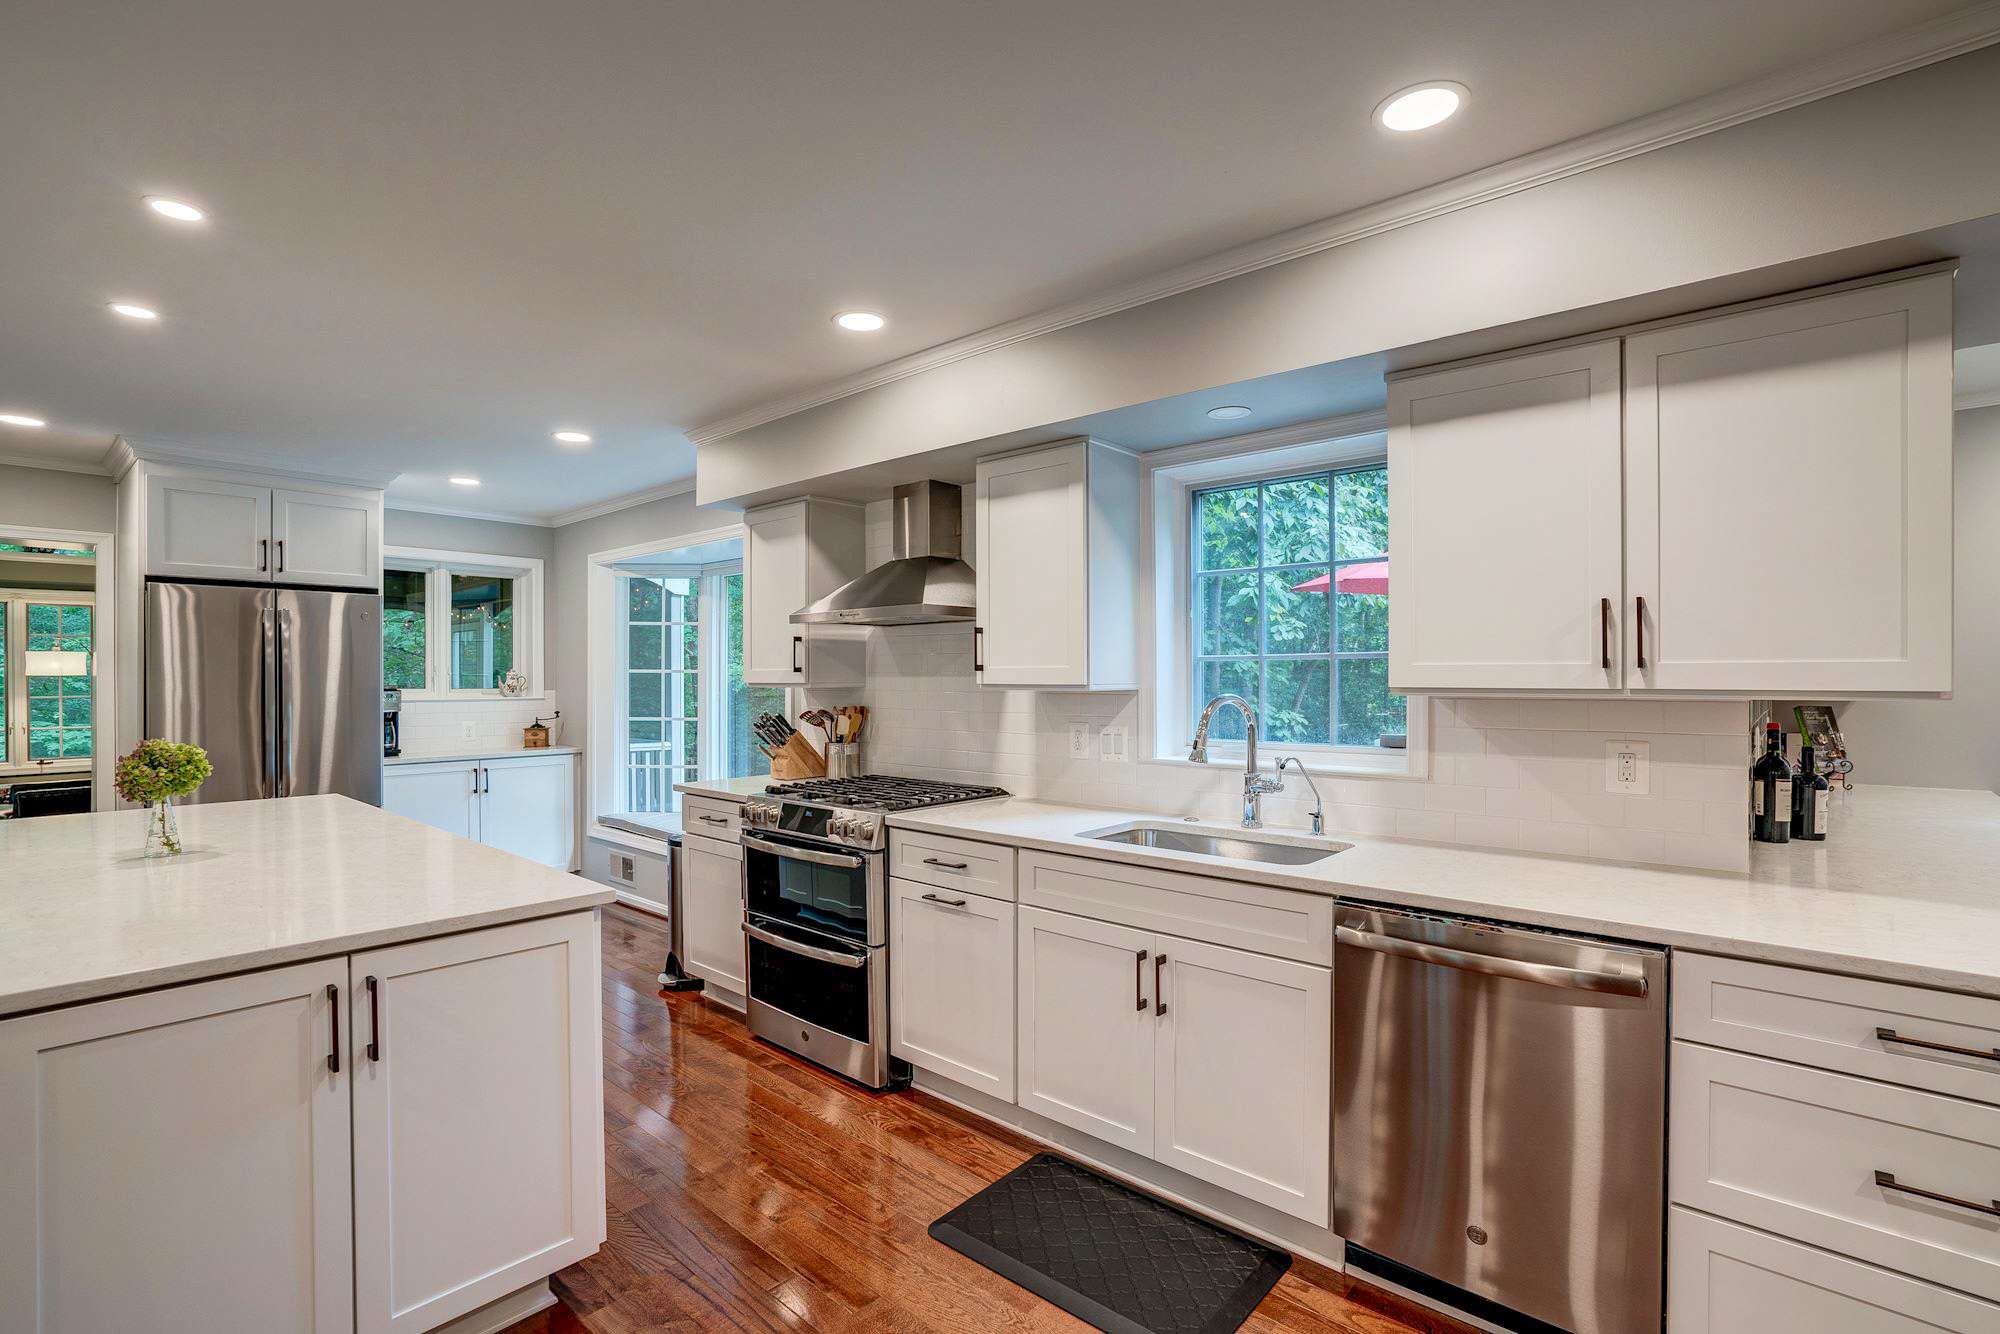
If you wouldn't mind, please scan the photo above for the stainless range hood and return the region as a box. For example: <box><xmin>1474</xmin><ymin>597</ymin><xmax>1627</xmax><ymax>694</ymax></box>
<box><xmin>791</xmin><ymin>480</ymin><xmax>976</xmax><ymax>626</ymax></box>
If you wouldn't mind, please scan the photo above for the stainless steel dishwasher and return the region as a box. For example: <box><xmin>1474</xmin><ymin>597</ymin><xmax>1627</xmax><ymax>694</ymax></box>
<box><xmin>1333</xmin><ymin>904</ymin><xmax>1667</xmax><ymax>1334</ymax></box>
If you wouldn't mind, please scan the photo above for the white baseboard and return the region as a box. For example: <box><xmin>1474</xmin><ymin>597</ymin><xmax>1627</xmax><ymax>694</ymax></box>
<box><xmin>427</xmin><ymin>1279</ymin><xmax>556</xmax><ymax>1334</ymax></box>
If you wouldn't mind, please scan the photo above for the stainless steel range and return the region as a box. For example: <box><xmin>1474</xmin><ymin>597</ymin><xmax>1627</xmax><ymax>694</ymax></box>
<box><xmin>737</xmin><ymin>775</ymin><xmax>1007</xmax><ymax>1087</ymax></box>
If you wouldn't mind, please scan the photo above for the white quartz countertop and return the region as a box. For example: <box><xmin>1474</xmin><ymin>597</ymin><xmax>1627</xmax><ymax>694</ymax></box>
<box><xmin>886</xmin><ymin>785</ymin><xmax>2000</xmax><ymax>998</ymax></box>
<box><xmin>386</xmin><ymin>744</ymin><xmax>580</xmax><ymax>766</ymax></box>
<box><xmin>0</xmin><ymin>794</ymin><xmax>612</xmax><ymax>1017</ymax></box>
<box><xmin>673</xmin><ymin>776</ymin><xmax>773</xmax><ymax>802</ymax></box>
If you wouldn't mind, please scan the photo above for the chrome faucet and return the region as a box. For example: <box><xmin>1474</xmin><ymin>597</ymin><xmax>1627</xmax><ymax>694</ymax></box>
<box><xmin>1275</xmin><ymin>756</ymin><xmax>1325</xmax><ymax>836</ymax></box>
<box><xmin>1189</xmin><ymin>694</ymin><xmax>1283</xmax><ymax>828</ymax></box>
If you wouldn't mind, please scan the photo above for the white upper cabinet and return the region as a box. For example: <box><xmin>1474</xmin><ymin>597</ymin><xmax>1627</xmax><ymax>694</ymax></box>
<box><xmin>974</xmin><ymin>438</ymin><xmax>1139</xmax><ymax>690</ymax></box>
<box><xmin>1388</xmin><ymin>340</ymin><xmax>1625</xmax><ymax>692</ymax></box>
<box><xmin>1624</xmin><ymin>272</ymin><xmax>1954</xmax><ymax>694</ymax></box>
<box><xmin>743</xmin><ymin>497</ymin><xmax>866</xmax><ymax>687</ymax></box>
<box><xmin>145</xmin><ymin>472</ymin><xmax>275</xmax><ymax>582</ymax></box>
<box><xmin>143</xmin><ymin>467</ymin><xmax>382</xmax><ymax>588</ymax></box>
<box><xmin>271</xmin><ymin>487</ymin><xmax>380</xmax><ymax>589</ymax></box>
<box><xmin>1385</xmin><ymin>268</ymin><xmax>1954</xmax><ymax>697</ymax></box>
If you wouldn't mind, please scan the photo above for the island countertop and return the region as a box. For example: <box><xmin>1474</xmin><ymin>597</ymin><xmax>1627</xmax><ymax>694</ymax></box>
<box><xmin>0</xmin><ymin>794</ymin><xmax>612</xmax><ymax>1017</ymax></box>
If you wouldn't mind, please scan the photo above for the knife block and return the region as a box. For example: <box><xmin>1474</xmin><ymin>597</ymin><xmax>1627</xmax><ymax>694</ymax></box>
<box><xmin>766</xmin><ymin>733</ymin><xmax>827</xmax><ymax>781</ymax></box>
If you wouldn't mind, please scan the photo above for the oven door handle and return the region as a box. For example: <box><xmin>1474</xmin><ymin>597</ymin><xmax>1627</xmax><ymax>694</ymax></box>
<box><xmin>740</xmin><ymin>832</ymin><xmax>867</xmax><ymax>870</ymax></box>
<box><xmin>743</xmin><ymin>920</ymin><xmax>869</xmax><ymax>969</ymax></box>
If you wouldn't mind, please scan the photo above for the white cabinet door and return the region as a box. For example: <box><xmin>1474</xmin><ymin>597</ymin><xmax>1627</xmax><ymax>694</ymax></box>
<box><xmin>0</xmin><ymin>959</ymin><xmax>353</xmax><ymax>1334</ymax></box>
<box><xmin>891</xmin><ymin>878</ymin><xmax>1016</xmax><ymax>1100</ymax></box>
<box><xmin>272</xmin><ymin>487</ymin><xmax>380</xmax><ymax>589</ymax></box>
<box><xmin>351</xmin><ymin>913</ymin><xmax>604</xmax><ymax>1334</ymax></box>
<box><xmin>1626</xmin><ymin>273</ymin><xmax>1954</xmax><ymax>694</ymax></box>
<box><xmin>145</xmin><ymin>472</ymin><xmax>274</xmax><ymax>581</ymax></box>
<box><xmin>1387</xmin><ymin>340</ymin><xmax>1624</xmax><ymax>691</ymax></box>
<box><xmin>744</xmin><ymin>501</ymin><xmax>810</xmax><ymax>684</ymax></box>
<box><xmin>976</xmin><ymin>444</ymin><xmax>1089</xmax><ymax>686</ymax></box>
<box><xmin>1016</xmin><ymin>905</ymin><xmax>1155</xmax><ymax>1154</ymax></box>
<box><xmin>479</xmin><ymin>753</ymin><xmax>575</xmax><ymax>869</ymax></box>
<box><xmin>382</xmin><ymin>761</ymin><xmax>481</xmax><ymax>840</ymax></box>
<box><xmin>681</xmin><ymin>832</ymin><xmax>746</xmax><ymax>996</ymax></box>
<box><xmin>1152</xmin><ymin>936</ymin><xmax>1331</xmax><ymax>1225</ymax></box>
<box><xmin>1667</xmin><ymin>1207</ymin><xmax>2000</xmax><ymax>1334</ymax></box>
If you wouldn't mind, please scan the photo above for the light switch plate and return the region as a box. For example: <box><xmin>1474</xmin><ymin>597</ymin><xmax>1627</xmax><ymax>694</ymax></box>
<box><xmin>1606</xmin><ymin>738</ymin><xmax>1650</xmax><ymax>795</ymax></box>
<box><xmin>1068</xmin><ymin>721</ymin><xmax>1094</xmax><ymax>759</ymax></box>
<box><xmin>1099</xmin><ymin>724</ymin><xmax>1130</xmax><ymax>762</ymax></box>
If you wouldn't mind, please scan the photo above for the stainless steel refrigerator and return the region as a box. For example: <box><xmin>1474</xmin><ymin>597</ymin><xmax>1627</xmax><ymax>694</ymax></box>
<box><xmin>144</xmin><ymin>581</ymin><xmax>382</xmax><ymax>805</ymax></box>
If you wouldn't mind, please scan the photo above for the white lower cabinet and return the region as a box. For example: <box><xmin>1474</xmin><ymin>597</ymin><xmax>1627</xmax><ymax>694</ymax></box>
<box><xmin>1015</xmin><ymin>903</ymin><xmax>1332</xmax><ymax>1225</ymax></box>
<box><xmin>680</xmin><ymin>832</ymin><xmax>745</xmax><ymax>996</ymax></box>
<box><xmin>0</xmin><ymin>959</ymin><xmax>355</xmax><ymax>1333</ymax></box>
<box><xmin>891</xmin><ymin>877</ymin><xmax>1016</xmax><ymax>1100</ymax></box>
<box><xmin>1668</xmin><ymin>1208</ymin><xmax>2000</xmax><ymax>1333</ymax></box>
<box><xmin>0</xmin><ymin>909</ymin><xmax>603</xmax><ymax>1334</ymax></box>
<box><xmin>382</xmin><ymin>752</ymin><xmax>576</xmax><ymax>870</ymax></box>
<box><xmin>351</xmin><ymin>913</ymin><xmax>604</xmax><ymax>1334</ymax></box>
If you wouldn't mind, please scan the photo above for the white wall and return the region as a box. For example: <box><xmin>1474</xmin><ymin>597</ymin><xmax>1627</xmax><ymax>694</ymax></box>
<box><xmin>384</xmin><ymin>508</ymin><xmax>554</xmax><ymax>561</ymax></box>
<box><xmin>1837</xmin><ymin>404</ymin><xmax>2000</xmax><ymax>792</ymax></box>
<box><xmin>0</xmin><ymin>463</ymin><xmax>115</xmax><ymax>533</ymax></box>
<box><xmin>700</xmin><ymin>45</ymin><xmax>2000</xmax><ymax>505</ymax></box>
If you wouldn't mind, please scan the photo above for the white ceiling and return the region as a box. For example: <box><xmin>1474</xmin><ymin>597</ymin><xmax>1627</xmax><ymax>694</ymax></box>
<box><xmin>0</xmin><ymin>0</ymin><xmax>1978</xmax><ymax>521</ymax></box>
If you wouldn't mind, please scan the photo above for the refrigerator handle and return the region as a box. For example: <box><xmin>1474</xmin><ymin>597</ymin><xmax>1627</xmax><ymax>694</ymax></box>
<box><xmin>262</xmin><ymin>606</ymin><xmax>281</xmax><ymax>800</ymax></box>
<box><xmin>276</xmin><ymin>607</ymin><xmax>294</xmax><ymax>798</ymax></box>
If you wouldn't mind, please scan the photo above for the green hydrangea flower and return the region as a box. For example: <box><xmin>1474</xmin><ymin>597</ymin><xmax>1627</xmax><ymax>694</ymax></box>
<box><xmin>115</xmin><ymin>739</ymin><xmax>214</xmax><ymax>804</ymax></box>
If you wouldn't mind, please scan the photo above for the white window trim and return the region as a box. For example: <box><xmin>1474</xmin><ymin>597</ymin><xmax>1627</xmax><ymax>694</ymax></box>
<box><xmin>383</xmin><ymin>545</ymin><xmax>544</xmax><ymax>700</ymax></box>
<box><xmin>1140</xmin><ymin>419</ymin><xmax>1429</xmax><ymax>780</ymax></box>
<box><xmin>0</xmin><ymin>586</ymin><xmax>97</xmax><ymax>779</ymax></box>
<box><xmin>584</xmin><ymin>524</ymin><xmax>791</xmax><ymax>839</ymax></box>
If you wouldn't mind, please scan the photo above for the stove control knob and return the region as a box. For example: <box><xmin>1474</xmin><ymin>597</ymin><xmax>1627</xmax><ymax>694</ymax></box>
<box><xmin>830</xmin><ymin>815</ymin><xmax>854</xmax><ymax>839</ymax></box>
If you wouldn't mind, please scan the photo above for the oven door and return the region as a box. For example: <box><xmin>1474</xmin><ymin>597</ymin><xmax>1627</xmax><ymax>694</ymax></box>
<box><xmin>741</xmin><ymin>831</ymin><xmax>884</xmax><ymax>947</ymax></box>
<box><xmin>742</xmin><ymin>916</ymin><xmax>890</xmax><ymax>1086</ymax></box>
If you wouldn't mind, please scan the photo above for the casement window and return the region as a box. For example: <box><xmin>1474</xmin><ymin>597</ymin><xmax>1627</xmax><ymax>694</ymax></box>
<box><xmin>1</xmin><ymin>593</ymin><xmax>95</xmax><ymax>775</ymax></box>
<box><xmin>616</xmin><ymin>563</ymin><xmax>784</xmax><ymax>815</ymax></box>
<box><xmin>381</xmin><ymin>549</ymin><xmax>543</xmax><ymax>698</ymax></box>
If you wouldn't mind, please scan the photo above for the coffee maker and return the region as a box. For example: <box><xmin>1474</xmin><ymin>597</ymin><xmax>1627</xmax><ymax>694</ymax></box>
<box><xmin>382</xmin><ymin>686</ymin><xmax>402</xmax><ymax>757</ymax></box>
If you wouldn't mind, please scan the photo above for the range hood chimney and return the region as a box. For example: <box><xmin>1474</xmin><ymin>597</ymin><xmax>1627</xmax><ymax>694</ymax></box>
<box><xmin>791</xmin><ymin>481</ymin><xmax>976</xmax><ymax>626</ymax></box>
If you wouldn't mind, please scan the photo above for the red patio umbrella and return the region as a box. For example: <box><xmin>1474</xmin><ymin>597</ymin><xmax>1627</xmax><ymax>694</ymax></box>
<box><xmin>1291</xmin><ymin>559</ymin><xmax>1387</xmax><ymax>595</ymax></box>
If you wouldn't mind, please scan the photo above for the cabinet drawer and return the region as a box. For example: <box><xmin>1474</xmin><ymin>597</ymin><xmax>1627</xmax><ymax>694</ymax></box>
<box><xmin>682</xmin><ymin>796</ymin><xmax>742</xmax><ymax>841</ymax></box>
<box><xmin>1672</xmin><ymin>1043</ymin><xmax>2000</xmax><ymax>1300</ymax></box>
<box><xmin>890</xmin><ymin>829</ymin><xmax>1016</xmax><ymax>900</ymax></box>
<box><xmin>1668</xmin><ymin>1207</ymin><xmax>2000</xmax><ymax>1333</ymax></box>
<box><xmin>1017</xmin><ymin>850</ymin><xmax>1332</xmax><ymax>966</ymax></box>
<box><xmin>1676</xmin><ymin>953</ymin><xmax>2000</xmax><ymax>1105</ymax></box>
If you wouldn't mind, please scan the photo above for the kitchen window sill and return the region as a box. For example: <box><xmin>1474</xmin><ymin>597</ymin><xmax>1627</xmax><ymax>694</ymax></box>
<box><xmin>1142</xmin><ymin>749</ymin><xmax>1426</xmax><ymax>781</ymax></box>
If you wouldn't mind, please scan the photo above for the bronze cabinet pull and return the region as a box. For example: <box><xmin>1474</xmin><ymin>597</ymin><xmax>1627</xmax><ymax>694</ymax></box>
<box><xmin>1876</xmin><ymin>1026</ymin><xmax>2000</xmax><ymax>1064</ymax></box>
<box><xmin>922</xmin><ymin>857</ymin><xmax>970</xmax><ymax>870</ymax></box>
<box><xmin>972</xmin><ymin>626</ymin><xmax>985</xmax><ymax>672</ymax></box>
<box><xmin>920</xmin><ymin>892</ymin><xmax>968</xmax><ymax>908</ymax></box>
<box><xmin>1635</xmin><ymin>595</ymin><xmax>1648</xmax><ymax>670</ymax></box>
<box><xmin>1135</xmin><ymin>950</ymin><xmax>1148</xmax><ymax>1011</ymax></box>
<box><xmin>1874</xmin><ymin>1170</ymin><xmax>2000</xmax><ymax>1219</ymax></box>
<box><xmin>1600</xmin><ymin>597</ymin><xmax>1610</xmax><ymax>670</ymax></box>
<box><xmin>365</xmin><ymin>975</ymin><xmax>381</xmax><ymax>1062</ymax></box>
<box><xmin>326</xmin><ymin>984</ymin><xmax>340</xmax><ymax>1074</ymax></box>
<box><xmin>1155</xmin><ymin>954</ymin><xmax>1168</xmax><ymax>1017</ymax></box>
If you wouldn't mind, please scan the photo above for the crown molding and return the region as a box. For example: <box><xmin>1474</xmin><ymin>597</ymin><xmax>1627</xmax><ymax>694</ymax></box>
<box><xmin>0</xmin><ymin>449</ymin><xmax>114</xmax><ymax>477</ymax></box>
<box><xmin>110</xmin><ymin>436</ymin><xmax>400</xmax><ymax>490</ymax></box>
<box><xmin>1140</xmin><ymin>407</ymin><xmax>1391</xmax><ymax>472</ymax></box>
<box><xmin>687</xmin><ymin>2</ymin><xmax>2000</xmax><ymax>449</ymax></box>
<box><xmin>544</xmin><ymin>477</ymin><xmax>699</xmax><ymax>528</ymax></box>
<box><xmin>384</xmin><ymin>499</ymin><xmax>556</xmax><ymax>527</ymax></box>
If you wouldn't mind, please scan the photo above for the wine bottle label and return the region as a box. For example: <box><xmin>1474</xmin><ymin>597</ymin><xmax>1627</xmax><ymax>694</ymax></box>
<box><xmin>1752</xmin><ymin>783</ymin><xmax>1764</xmax><ymax>816</ymax></box>
<box><xmin>1775</xmin><ymin>779</ymin><xmax>1793</xmax><ymax>818</ymax></box>
<box><xmin>1815</xmin><ymin>789</ymin><xmax>1830</xmax><ymax>825</ymax></box>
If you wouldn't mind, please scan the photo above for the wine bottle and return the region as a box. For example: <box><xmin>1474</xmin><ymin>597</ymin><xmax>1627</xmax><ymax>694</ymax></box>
<box><xmin>1751</xmin><ymin>722</ymin><xmax>1792</xmax><ymax>844</ymax></box>
<box><xmin>1792</xmin><ymin>741</ymin><xmax>1829</xmax><ymax>841</ymax></box>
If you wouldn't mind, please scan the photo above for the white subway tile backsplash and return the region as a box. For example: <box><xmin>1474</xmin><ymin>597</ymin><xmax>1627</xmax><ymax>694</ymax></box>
<box><xmin>1515</xmin><ymin>699</ymin><xmax>1591</xmax><ymax>731</ymax></box>
<box><xmin>1587</xmin><ymin>700</ymin><xmax>1665</xmax><ymax>733</ymax></box>
<box><xmin>1484</xmin><ymin>785</ymin><xmax>1553</xmax><ymax>821</ymax></box>
<box><xmin>1659</xmin><ymin>700</ymin><xmax>1754</xmax><ymax>735</ymax></box>
<box><xmin>1519</xmin><ymin>821</ymin><xmax>1592</xmax><ymax>857</ymax></box>
<box><xmin>1588</xmin><ymin>826</ymin><xmax>1666</xmax><ymax>863</ymax></box>
<box><xmin>1453</xmin><ymin>814</ymin><xmax>1520</xmax><ymax>848</ymax></box>
<box><xmin>1624</xmin><ymin>798</ymin><xmax>1707</xmax><ymax>834</ymax></box>
<box><xmin>1451</xmin><ymin>699</ymin><xmax>1521</xmax><ymax>730</ymax></box>
<box><xmin>1423</xmin><ymin>784</ymin><xmax>1487</xmax><ymax>814</ymax></box>
<box><xmin>1395</xmin><ymin>809</ymin><xmax>1457</xmax><ymax>840</ymax></box>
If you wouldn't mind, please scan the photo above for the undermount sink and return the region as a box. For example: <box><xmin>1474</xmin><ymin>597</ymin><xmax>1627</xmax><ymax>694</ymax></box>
<box><xmin>1089</xmin><ymin>824</ymin><xmax>1350</xmax><ymax>866</ymax></box>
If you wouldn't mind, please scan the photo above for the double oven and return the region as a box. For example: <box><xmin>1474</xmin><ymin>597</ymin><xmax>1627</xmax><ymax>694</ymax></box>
<box><xmin>738</xmin><ymin>805</ymin><xmax>899</xmax><ymax>1088</ymax></box>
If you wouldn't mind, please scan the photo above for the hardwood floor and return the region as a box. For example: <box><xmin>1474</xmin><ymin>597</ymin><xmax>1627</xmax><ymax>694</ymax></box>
<box><xmin>509</xmin><ymin>903</ymin><xmax>1470</xmax><ymax>1334</ymax></box>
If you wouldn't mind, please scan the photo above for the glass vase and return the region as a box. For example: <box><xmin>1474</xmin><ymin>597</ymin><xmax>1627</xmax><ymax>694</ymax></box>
<box><xmin>143</xmin><ymin>797</ymin><xmax>183</xmax><ymax>858</ymax></box>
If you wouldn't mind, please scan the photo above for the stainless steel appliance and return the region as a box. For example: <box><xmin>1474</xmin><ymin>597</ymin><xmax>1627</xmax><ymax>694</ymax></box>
<box><xmin>1333</xmin><ymin>904</ymin><xmax>1667</xmax><ymax>1334</ymax></box>
<box><xmin>738</xmin><ymin>775</ymin><xmax>1007</xmax><ymax>1087</ymax></box>
<box><xmin>790</xmin><ymin>481</ymin><xmax>976</xmax><ymax>626</ymax></box>
<box><xmin>144</xmin><ymin>580</ymin><xmax>382</xmax><ymax>806</ymax></box>
<box><xmin>382</xmin><ymin>686</ymin><xmax>402</xmax><ymax>757</ymax></box>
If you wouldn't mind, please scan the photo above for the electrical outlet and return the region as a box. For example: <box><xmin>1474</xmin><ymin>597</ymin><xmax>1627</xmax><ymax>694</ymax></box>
<box><xmin>1067</xmin><ymin>721</ymin><xmax>1095</xmax><ymax>759</ymax></box>
<box><xmin>1605</xmin><ymin>738</ymin><xmax>1650</xmax><ymax>795</ymax></box>
<box><xmin>1099</xmin><ymin>724</ymin><xmax>1130</xmax><ymax>762</ymax></box>
<box><xmin>460</xmin><ymin>721</ymin><xmax>477</xmax><ymax>739</ymax></box>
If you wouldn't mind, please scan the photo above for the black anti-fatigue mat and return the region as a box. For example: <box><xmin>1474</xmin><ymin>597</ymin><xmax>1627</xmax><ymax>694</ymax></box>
<box><xmin>929</xmin><ymin>1153</ymin><xmax>1292</xmax><ymax>1334</ymax></box>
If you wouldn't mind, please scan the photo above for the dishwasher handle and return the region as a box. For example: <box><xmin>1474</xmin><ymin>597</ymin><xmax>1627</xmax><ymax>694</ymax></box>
<box><xmin>1335</xmin><ymin>924</ymin><xmax>1649</xmax><ymax>998</ymax></box>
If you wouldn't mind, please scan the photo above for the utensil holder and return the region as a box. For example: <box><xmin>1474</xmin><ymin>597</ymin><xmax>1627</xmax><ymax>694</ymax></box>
<box><xmin>767</xmin><ymin>733</ymin><xmax>827</xmax><ymax>781</ymax></box>
<box><xmin>825</xmin><ymin>742</ymin><xmax>861</xmax><ymax>779</ymax></box>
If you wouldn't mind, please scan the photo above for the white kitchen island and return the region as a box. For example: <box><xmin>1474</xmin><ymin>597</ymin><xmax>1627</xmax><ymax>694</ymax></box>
<box><xmin>0</xmin><ymin>794</ymin><xmax>614</xmax><ymax>1334</ymax></box>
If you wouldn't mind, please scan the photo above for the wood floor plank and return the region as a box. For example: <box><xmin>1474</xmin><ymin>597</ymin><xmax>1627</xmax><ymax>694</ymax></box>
<box><xmin>508</xmin><ymin>903</ymin><xmax>1468</xmax><ymax>1334</ymax></box>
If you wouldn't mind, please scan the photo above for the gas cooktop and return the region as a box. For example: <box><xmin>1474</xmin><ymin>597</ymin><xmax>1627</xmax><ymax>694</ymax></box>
<box><xmin>741</xmin><ymin>775</ymin><xmax>1009</xmax><ymax>850</ymax></box>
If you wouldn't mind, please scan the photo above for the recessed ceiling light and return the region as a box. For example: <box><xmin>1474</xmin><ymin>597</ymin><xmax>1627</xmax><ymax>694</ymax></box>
<box><xmin>834</xmin><ymin>311</ymin><xmax>885</xmax><ymax>332</ymax></box>
<box><xmin>449</xmin><ymin>476</ymin><xmax>481</xmax><ymax>487</ymax></box>
<box><xmin>1206</xmin><ymin>405</ymin><xmax>1253</xmax><ymax>421</ymax></box>
<box><xmin>145</xmin><ymin>196</ymin><xmax>206</xmax><ymax>223</ymax></box>
<box><xmin>1375</xmin><ymin>81</ymin><xmax>1466</xmax><ymax>132</ymax></box>
<box><xmin>552</xmin><ymin>430</ymin><xmax>592</xmax><ymax>444</ymax></box>
<box><xmin>109</xmin><ymin>302</ymin><xmax>160</xmax><ymax>321</ymax></box>
<box><xmin>0</xmin><ymin>413</ymin><xmax>47</xmax><ymax>429</ymax></box>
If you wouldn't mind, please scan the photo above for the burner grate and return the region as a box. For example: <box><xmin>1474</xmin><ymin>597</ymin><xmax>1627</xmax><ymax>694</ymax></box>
<box><xmin>767</xmin><ymin>774</ymin><xmax>1010</xmax><ymax>811</ymax></box>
